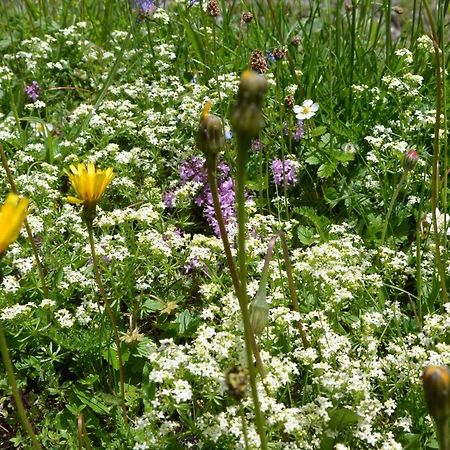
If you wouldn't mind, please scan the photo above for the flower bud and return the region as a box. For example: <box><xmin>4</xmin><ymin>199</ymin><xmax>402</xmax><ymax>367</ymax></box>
<box><xmin>249</xmin><ymin>286</ymin><xmax>269</xmax><ymax>335</ymax></box>
<box><xmin>403</xmin><ymin>149</ymin><xmax>419</xmax><ymax>172</ymax></box>
<box><xmin>197</xmin><ymin>101</ymin><xmax>225</xmax><ymax>157</ymax></box>
<box><xmin>225</xmin><ymin>367</ymin><xmax>248</xmax><ymax>401</ymax></box>
<box><xmin>241</xmin><ymin>11</ymin><xmax>253</xmax><ymax>23</ymax></box>
<box><xmin>231</xmin><ymin>70</ymin><xmax>267</xmax><ymax>139</ymax></box>
<box><xmin>423</xmin><ymin>365</ymin><xmax>450</xmax><ymax>422</ymax></box>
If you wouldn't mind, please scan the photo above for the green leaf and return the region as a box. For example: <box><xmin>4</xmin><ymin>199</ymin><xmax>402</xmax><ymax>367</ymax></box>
<box><xmin>73</xmin><ymin>387</ymin><xmax>110</xmax><ymax>415</ymax></box>
<box><xmin>305</xmin><ymin>154</ymin><xmax>321</xmax><ymax>165</ymax></box>
<box><xmin>176</xmin><ymin>310</ymin><xmax>192</xmax><ymax>334</ymax></box>
<box><xmin>317</xmin><ymin>162</ymin><xmax>337</xmax><ymax>178</ymax></box>
<box><xmin>327</xmin><ymin>407</ymin><xmax>360</xmax><ymax>431</ymax></box>
<box><xmin>311</xmin><ymin>125</ymin><xmax>327</xmax><ymax>137</ymax></box>
<box><xmin>297</xmin><ymin>225</ymin><xmax>315</xmax><ymax>245</ymax></box>
<box><xmin>143</xmin><ymin>298</ymin><xmax>165</xmax><ymax>312</ymax></box>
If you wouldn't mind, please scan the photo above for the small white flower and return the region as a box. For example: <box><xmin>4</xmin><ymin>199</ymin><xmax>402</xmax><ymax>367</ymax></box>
<box><xmin>293</xmin><ymin>99</ymin><xmax>319</xmax><ymax>120</ymax></box>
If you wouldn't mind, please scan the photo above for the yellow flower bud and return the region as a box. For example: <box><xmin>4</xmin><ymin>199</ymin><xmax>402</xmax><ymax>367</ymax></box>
<box><xmin>197</xmin><ymin>101</ymin><xmax>225</xmax><ymax>157</ymax></box>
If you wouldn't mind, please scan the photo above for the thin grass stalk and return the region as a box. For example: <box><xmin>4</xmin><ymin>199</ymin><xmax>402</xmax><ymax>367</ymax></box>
<box><xmin>266</xmin><ymin>0</ymin><xmax>303</xmax><ymax>96</ymax></box>
<box><xmin>423</xmin><ymin>0</ymin><xmax>448</xmax><ymax>304</ymax></box>
<box><xmin>0</xmin><ymin>144</ymin><xmax>48</xmax><ymax>298</ymax></box>
<box><xmin>236</xmin><ymin>135</ymin><xmax>268</xmax><ymax>450</ymax></box>
<box><xmin>239</xmin><ymin>403</ymin><xmax>250</xmax><ymax>450</ymax></box>
<box><xmin>86</xmin><ymin>222</ymin><xmax>127</xmax><ymax>423</ymax></box>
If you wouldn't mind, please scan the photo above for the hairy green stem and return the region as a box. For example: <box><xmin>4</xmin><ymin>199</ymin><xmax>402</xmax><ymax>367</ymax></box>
<box><xmin>86</xmin><ymin>221</ymin><xmax>127</xmax><ymax>423</ymax></box>
<box><xmin>206</xmin><ymin>158</ymin><xmax>268</xmax><ymax>387</ymax></box>
<box><xmin>236</xmin><ymin>136</ymin><xmax>268</xmax><ymax>450</ymax></box>
<box><xmin>0</xmin><ymin>144</ymin><xmax>48</xmax><ymax>298</ymax></box>
<box><xmin>423</xmin><ymin>0</ymin><xmax>448</xmax><ymax>304</ymax></box>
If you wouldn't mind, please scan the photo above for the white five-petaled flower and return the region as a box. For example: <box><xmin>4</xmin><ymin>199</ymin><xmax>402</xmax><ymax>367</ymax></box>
<box><xmin>294</xmin><ymin>99</ymin><xmax>319</xmax><ymax>120</ymax></box>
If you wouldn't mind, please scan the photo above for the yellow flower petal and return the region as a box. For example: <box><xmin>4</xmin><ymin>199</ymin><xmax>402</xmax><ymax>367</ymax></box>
<box><xmin>0</xmin><ymin>193</ymin><xmax>28</xmax><ymax>254</ymax></box>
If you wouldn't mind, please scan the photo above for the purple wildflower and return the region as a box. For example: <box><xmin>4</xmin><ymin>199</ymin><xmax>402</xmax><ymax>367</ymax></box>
<box><xmin>265</xmin><ymin>51</ymin><xmax>276</xmax><ymax>65</ymax></box>
<box><xmin>251</xmin><ymin>139</ymin><xmax>260</xmax><ymax>152</ymax></box>
<box><xmin>24</xmin><ymin>81</ymin><xmax>40</xmax><ymax>102</ymax></box>
<box><xmin>271</xmin><ymin>158</ymin><xmax>298</xmax><ymax>186</ymax></box>
<box><xmin>179</xmin><ymin>156</ymin><xmax>207</xmax><ymax>185</ymax></box>
<box><xmin>294</xmin><ymin>120</ymin><xmax>304</xmax><ymax>142</ymax></box>
<box><xmin>163</xmin><ymin>191</ymin><xmax>175</xmax><ymax>209</ymax></box>
<box><xmin>225</xmin><ymin>130</ymin><xmax>233</xmax><ymax>140</ymax></box>
<box><xmin>133</xmin><ymin>0</ymin><xmax>155</xmax><ymax>18</ymax></box>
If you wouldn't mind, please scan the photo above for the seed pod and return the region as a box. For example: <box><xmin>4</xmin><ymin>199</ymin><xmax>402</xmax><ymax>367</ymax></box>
<box><xmin>206</xmin><ymin>0</ymin><xmax>220</xmax><ymax>17</ymax></box>
<box><xmin>423</xmin><ymin>365</ymin><xmax>450</xmax><ymax>422</ymax></box>
<box><xmin>250</xmin><ymin>50</ymin><xmax>268</xmax><ymax>74</ymax></box>
<box><xmin>197</xmin><ymin>101</ymin><xmax>225</xmax><ymax>157</ymax></box>
<box><xmin>290</xmin><ymin>35</ymin><xmax>301</xmax><ymax>47</ymax></box>
<box><xmin>242</xmin><ymin>11</ymin><xmax>253</xmax><ymax>23</ymax></box>
<box><xmin>284</xmin><ymin>95</ymin><xmax>295</xmax><ymax>110</ymax></box>
<box><xmin>272</xmin><ymin>47</ymin><xmax>286</xmax><ymax>61</ymax></box>
<box><xmin>225</xmin><ymin>367</ymin><xmax>248</xmax><ymax>401</ymax></box>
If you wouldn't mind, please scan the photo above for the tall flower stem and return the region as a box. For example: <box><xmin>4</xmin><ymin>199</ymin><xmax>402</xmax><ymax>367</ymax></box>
<box><xmin>380</xmin><ymin>171</ymin><xmax>407</xmax><ymax>247</ymax></box>
<box><xmin>0</xmin><ymin>144</ymin><xmax>48</xmax><ymax>298</ymax></box>
<box><xmin>0</xmin><ymin>264</ymin><xmax>42</xmax><ymax>450</ymax></box>
<box><xmin>423</xmin><ymin>0</ymin><xmax>448</xmax><ymax>305</ymax></box>
<box><xmin>206</xmin><ymin>157</ymin><xmax>268</xmax><ymax>387</ymax></box>
<box><xmin>235</xmin><ymin>136</ymin><xmax>268</xmax><ymax>450</ymax></box>
<box><xmin>86</xmin><ymin>221</ymin><xmax>127</xmax><ymax>423</ymax></box>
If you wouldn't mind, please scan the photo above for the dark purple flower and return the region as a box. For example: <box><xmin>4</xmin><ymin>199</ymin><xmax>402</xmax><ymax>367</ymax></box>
<box><xmin>265</xmin><ymin>51</ymin><xmax>276</xmax><ymax>65</ymax></box>
<box><xmin>251</xmin><ymin>139</ymin><xmax>260</xmax><ymax>152</ymax></box>
<box><xmin>271</xmin><ymin>158</ymin><xmax>298</xmax><ymax>186</ymax></box>
<box><xmin>24</xmin><ymin>81</ymin><xmax>40</xmax><ymax>102</ymax></box>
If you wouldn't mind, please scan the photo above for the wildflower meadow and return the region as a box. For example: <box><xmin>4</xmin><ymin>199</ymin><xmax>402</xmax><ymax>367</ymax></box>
<box><xmin>0</xmin><ymin>0</ymin><xmax>449</xmax><ymax>448</ymax></box>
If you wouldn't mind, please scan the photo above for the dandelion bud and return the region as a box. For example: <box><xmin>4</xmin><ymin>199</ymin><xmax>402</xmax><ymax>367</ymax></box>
<box><xmin>403</xmin><ymin>149</ymin><xmax>419</xmax><ymax>172</ymax></box>
<box><xmin>241</xmin><ymin>11</ymin><xmax>253</xmax><ymax>23</ymax></box>
<box><xmin>206</xmin><ymin>0</ymin><xmax>220</xmax><ymax>17</ymax></box>
<box><xmin>231</xmin><ymin>70</ymin><xmax>267</xmax><ymax>139</ymax></box>
<box><xmin>249</xmin><ymin>287</ymin><xmax>269</xmax><ymax>335</ymax></box>
<box><xmin>197</xmin><ymin>101</ymin><xmax>225</xmax><ymax>157</ymax></box>
<box><xmin>225</xmin><ymin>367</ymin><xmax>248</xmax><ymax>401</ymax></box>
<box><xmin>423</xmin><ymin>365</ymin><xmax>450</xmax><ymax>422</ymax></box>
<box><xmin>250</xmin><ymin>50</ymin><xmax>268</xmax><ymax>74</ymax></box>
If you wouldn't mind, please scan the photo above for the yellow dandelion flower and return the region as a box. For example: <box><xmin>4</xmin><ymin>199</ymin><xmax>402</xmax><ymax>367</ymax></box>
<box><xmin>66</xmin><ymin>162</ymin><xmax>115</xmax><ymax>208</ymax></box>
<box><xmin>0</xmin><ymin>193</ymin><xmax>29</xmax><ymax>254</ymax></box>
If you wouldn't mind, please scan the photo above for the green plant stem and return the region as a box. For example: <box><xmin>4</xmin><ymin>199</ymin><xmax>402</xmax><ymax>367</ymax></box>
<box><xmin>86</xmin><ymin>221</ymin><xmax>127</xmax><ymax>424</ymax></box>
<box><xmin>278</xmin><ymin>233</ymin><xmax>309</xmax><ymax>349</ymax></box>
<box><xmin>0</xmin><ymin>144</ymin><xmax>48</xmax><ymax>298</ymax></box>
<box><xmin>206</xmin><ymin>158</ymin><xmax>268</xmax><ymax>387</ymax></box>
<box><xmin>380</xmin><ymin>171</ymin><xmax>407</xmax><ymax>247</ymax></box>
<box><xmin>0</xmin><ymin>259</ymin><xmax>42</xmax><ymax>449</ymax></box>
<box><xmin>239</xmin><ymin>402</ymin><xmax>250</xmax><ymax>450</ymax></box>
<box><xmin>436</xmin><ymin>418</ymin><xmax>450</xmax><ymax>450</ymax></box>
<box><xmin>423</xmin><ymin>0</ymin><xmax>448</xmax><ymax>304</ymax></box>
<box><xmin>236</xmin><ymin>135</ymin><xmax>268</xmax><ymax>450</ymax></box>
<box><xmin>0</xmin><ymin>325</ymin><xmax>42</xmax><ymax>449</ymax></box>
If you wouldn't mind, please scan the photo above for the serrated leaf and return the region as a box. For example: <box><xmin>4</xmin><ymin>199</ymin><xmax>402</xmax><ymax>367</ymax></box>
<box><xmin>297</xmin><ymin>225</ymin><xmax>315</xmax><ymax>245</ymax></box>
<box><xmin>305</xmin><ymin>154</ymin><xmax>320</xmax><ymax>165</ymax></box>
<box><xmin>317</xmin><ymin>162</ymin><xmax>337</xmax><ymax>178</ymax></box>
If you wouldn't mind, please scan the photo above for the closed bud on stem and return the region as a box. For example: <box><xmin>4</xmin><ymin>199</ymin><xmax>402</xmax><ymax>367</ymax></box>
<box><xmin>403</xmin><ymin>149</ymin><xmax>419</xmax><ymax>172</ymax></box>
<box><xmin>197</xmin><ymin>101</ymin><xmax>225</xmax><ymax>158</ymax></box>
<box><xmin>423</xmin><ymin>365</ymin><xmax>450</xmax><ymax>422</ymax></box>
<box><xmin>231</xmin><ymin>70</ymin><xmax>267</xmax><ymax>139</ymax></box>
<box><xmin>249</xmin><ymin>285</ymin><xmax>269</xmax><ymax>335</ymax></box>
